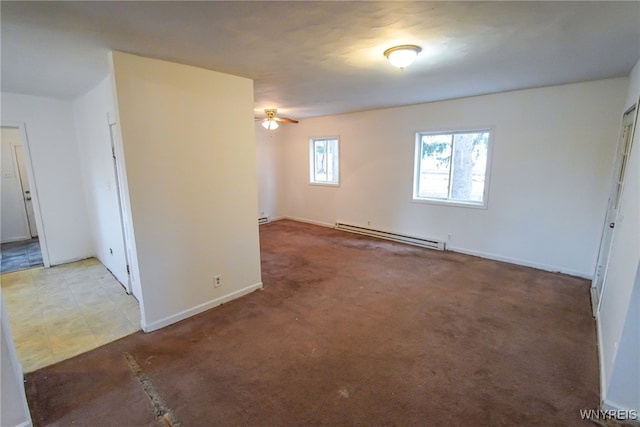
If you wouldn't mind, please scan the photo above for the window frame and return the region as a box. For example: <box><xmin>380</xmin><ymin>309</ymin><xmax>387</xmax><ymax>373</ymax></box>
<box><xmin>309</xmin><ymin>136</ymin><xmax>340</xmax><ymax>186</ymax></box>
<box><xmin>412</xmin><ymin>128</ymin><xmax>493</xmax><ymax>209</ymax></box>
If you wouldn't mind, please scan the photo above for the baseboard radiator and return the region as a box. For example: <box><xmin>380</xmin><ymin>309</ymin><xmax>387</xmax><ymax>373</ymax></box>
<box><xmin>334</xmin><ymin>222</ymin><xmax>445</xmax><ymax>251</ymax></box>
<box><xmin>258</xmin><ymin>216</ymin><xmax>269</xmax><ymax>225</ymax></box>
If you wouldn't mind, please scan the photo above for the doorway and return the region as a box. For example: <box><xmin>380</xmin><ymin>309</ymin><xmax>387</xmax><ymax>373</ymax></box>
<box><xmin>1</xmin><ymin>126</ymin><xmax>47</xmax><ymax>272</ymax></box>
<box><xmin>0</xmin><ymin>119</ymin><xmax>141</xmax><ymax>372</ymax></box>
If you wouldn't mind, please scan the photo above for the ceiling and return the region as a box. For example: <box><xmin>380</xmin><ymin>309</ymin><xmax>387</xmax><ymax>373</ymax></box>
<box><xmin>2</xmin><ymin>1</ymin><xmax>639</xmax><ymax>119</ymax></box>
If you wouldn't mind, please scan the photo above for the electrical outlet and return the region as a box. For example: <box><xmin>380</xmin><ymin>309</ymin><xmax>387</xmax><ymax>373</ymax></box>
<box><xmin>447</xmin><ymin>234</ymin><xmax>453</xmax><ymax>241</ymax></box>
<box><xmin>214</xmin><ymin>275</ymin><xmax>222</xmax><ymax>288</ymax></box>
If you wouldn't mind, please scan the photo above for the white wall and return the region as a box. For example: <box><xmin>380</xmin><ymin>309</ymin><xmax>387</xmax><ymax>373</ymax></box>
<box><xmin>255</xmin><ymin>124</ymin><xmax>286</xmax><ymax>220</ymax></box>
<box><xmin>110</xmin><ymin>52</ymin><xmax>262</xmax><ymax>332</ymax></box>
<box><xmin>626</xmin><ymin>58</ymin><xmax>640</xmax><ymax>109</ymax></box>
<box><xmin>73</xmin><ymin>76</ymin><xmax>129</xmax><ymax>286</ymax></box>
<box><xmin>0</xmin><ymin>292</ymin><xmax>32</xmax><ymax>427</ymax></box>
<box><xmin>279</xmin><ymin>78</ymin><xmax>627</xmax><ymax>277</ymax></box>
<box><xmin>1</xmin><ymin>93</ymin><xmax>93</xmax><ymax>265</ymax></box>
<box><xmin>604</xmin><ymin>266</ymin><xmax>639</xmax><ymax>413</ymax></box>
<box><xmin>599</xmin><ymin>58</ymin><xmax>640</xmax><ymax>414</ymax></box>
<box><xmin>1</xmin><ymin>128</ymin><xmax>30</xmax><ymax>243</ymax></box>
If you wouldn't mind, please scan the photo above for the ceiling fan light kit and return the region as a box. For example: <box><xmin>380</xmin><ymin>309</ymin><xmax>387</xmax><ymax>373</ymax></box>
<box><xmin>384</xmin><ymin>45</ymin><xmax>422</xmax><ymax>69</ymax></box>
<box><xmin>257</xmin><ymin>108</ymin><xmax>298</xmax><ymax>130</ymax></box>
<box><xmin>262</xmin><ymin>119</ymin><xmax>279</xmax><ymax>130</ymax></box>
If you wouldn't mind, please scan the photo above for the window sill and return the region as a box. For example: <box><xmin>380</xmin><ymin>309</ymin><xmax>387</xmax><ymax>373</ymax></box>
<box><xmin>411</xmin><ymin>197</ymin><xmax>487</xmax><ymax>209</ymax></box>
<box><xmin>309</xmin><ymin>182</ymin><xmax>340</xmax><ymax>187</ymax></box>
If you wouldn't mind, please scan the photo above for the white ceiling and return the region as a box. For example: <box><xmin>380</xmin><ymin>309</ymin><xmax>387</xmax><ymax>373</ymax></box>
<box><xmin>2</xmin><ymin>1</ymin><xmax>639</xmax><ymax>119</ymax></box>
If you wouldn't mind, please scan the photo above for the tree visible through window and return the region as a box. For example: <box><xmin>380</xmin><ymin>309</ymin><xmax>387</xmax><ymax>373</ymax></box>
<box><xmin>414</xmin><ymin>130</ymin><xmax>490</xmax><ymax>206</ymax></box>
<box><xmin>310</xmin><ymin>137</ymin><xmax>339</xmax><ymax>185</ymax></box>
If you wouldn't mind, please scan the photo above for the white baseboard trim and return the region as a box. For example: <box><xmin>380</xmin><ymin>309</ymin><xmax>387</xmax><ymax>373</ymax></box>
<box><xmin>596</xmin><ymin>314</ymin><xmax>607</xmax><ymax>408</ymax></box>
<box><xmin>281</xmin><ymin>216</ymin><xmax>592</xmax><ymax>279</ymax></box>
<box><xmin>142</xmin><ymin>282</ymin><xmax>263</xmax><ymax>333</ymax></box>
<box><xmin>446</xmin><ymin>245</ymin><xmax>593</xmax><ymax>279</ymax></box>
<box><xmin>268</xmin><ymin>216</ymin><xmax>287</xmax><ymax>222</ymax></box>
<box><xmin>49</xmin><ymin>255</ymin><xmax>94</xmax><ymax>268</ymax></box>
<box><xmin>0</xmin><ymin>235</ymin><xmax>32</xmax><ymax>244</ymax></box>
<box><xmin>280</xmin><ymin>216</ymin><xmax>335</xmax><ymax>229</ymax></box>
<box><xmin>12</xmin><ymin>421</ymin><xmax>32</xmax><ymax>427</ymax></box>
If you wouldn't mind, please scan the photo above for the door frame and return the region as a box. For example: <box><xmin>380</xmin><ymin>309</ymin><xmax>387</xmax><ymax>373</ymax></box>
<box><xmin>591</xmin><ymin>103</ymin><xmax>639</xmax><ymax>315</ymax></box>
<box><xmin>2</xmin><ymin>128</ymin><xmax>31</xmax><ymax>242</ymax></box>
<box><xmin>1</xmin><ymin>121</ymin><xmax>50</xmax><ymax>267</ymax></box>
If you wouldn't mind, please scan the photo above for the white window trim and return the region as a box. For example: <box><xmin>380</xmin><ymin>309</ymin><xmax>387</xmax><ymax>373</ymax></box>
<box><xmin>309</xmin><ymin>136</ymin><xmax>340</xmax><ymax>186</ymax></box>
<box><xmin>412</xmin><ymin>127</ymin><xmax>493</xmax><ymax>209</ymax></box>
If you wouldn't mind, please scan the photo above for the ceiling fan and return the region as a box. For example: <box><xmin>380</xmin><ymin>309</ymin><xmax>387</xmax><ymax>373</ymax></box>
<box><xmin>257</xmin><ymin>108</ymin><xmax>298</xmax><ymax>130</ymax></box>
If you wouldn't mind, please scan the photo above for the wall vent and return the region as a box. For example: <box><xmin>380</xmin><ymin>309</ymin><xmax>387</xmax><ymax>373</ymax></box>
<box><xmin>258</xmin><ymin>216</ymin><xmax>269</xmax><ymax>225</ymax></box>
<box><xmin>334</xmin><ymin>222</ymin><xmax>445</xmax><ymax>251</ymax></box>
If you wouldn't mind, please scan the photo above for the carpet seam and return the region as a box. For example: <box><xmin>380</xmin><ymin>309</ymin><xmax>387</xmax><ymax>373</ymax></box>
<box><xmin>123</xmin><ymin>352</ymin><xmax>183</xmax><ymax>427</ymax></box>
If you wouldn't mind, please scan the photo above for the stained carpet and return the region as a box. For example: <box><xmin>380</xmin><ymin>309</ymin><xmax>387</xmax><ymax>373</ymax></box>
<box><xmin>25</xmin><ymin>220</ymin><xmax>599</xmax><ymax>426</ymax></box>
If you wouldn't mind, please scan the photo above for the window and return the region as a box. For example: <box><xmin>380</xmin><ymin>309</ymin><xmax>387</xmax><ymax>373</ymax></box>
<box><xmin>309</xmin><ymin>137</ymin><xmax>339</xmax><ymax>185</ymax></box>
<box><xmin>413</xmin><ymin>129</ymin><xmax>491</xmax><ymax>207</ymax></box>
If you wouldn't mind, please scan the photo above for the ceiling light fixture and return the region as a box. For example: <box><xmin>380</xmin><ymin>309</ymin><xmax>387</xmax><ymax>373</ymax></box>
<box><xmin>261</xmin><ymin>108</ymin><xmax>280</xmax><ymax>130</ymax></box>
<box><xmin>384</xmin><ymin>45</ymin><xmax>422</xmax><ymax>69</ymax></box>
<box><xmin>261</xmin><ymin>119</ymin><xmax>279</xmax><ymax>130</ymax></box>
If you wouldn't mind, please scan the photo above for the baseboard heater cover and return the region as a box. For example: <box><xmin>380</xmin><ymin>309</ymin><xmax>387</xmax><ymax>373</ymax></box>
<box><xmin>258</xmin><ymin>216</ymin><xmax>269</xmax><ymax>225</ymax></box>
<box><xmin>334</xmin><ymin>222</ymin><xmax>445</xmax><ymax>251</ymax></box>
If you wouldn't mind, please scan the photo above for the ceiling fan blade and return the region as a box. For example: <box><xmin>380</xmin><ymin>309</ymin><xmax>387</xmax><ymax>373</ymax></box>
<box><xmin>275</xmin><ymin>117</ymin><xmax>299</xmax><ymax>124</ymax></box>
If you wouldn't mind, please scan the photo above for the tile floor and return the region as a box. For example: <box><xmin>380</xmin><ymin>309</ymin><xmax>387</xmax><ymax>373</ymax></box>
<box><xmin>1</xmin><ymin>258</ymin><xmax>140</xmax><ymax>372</ymax></box>
<box><xmin>1</xmin><ymin>238</ymin><xmax>43</xmax><ymax>273</ymax></box>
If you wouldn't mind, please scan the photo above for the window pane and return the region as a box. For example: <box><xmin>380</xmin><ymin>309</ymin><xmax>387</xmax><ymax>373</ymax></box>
<box><xmin>314</xmin><ymin>140</ymin><xmax>326</xmax><ymax>182</ymax></box>
<box><xmin>450</xmin><ymin>132</ymin><xmax>488</xmax><ymax>202</ymax></box>
<box><xmin>326</xmin><ymin>140</ymin><xmax>334</xmax><ymax>182</ymax></box>
<box><xmin>418</xmin><ymin>134</ymin><xmax>452</xmax><ymax>199</ymax></box>
<box><xmin>414</xmin><ymin>130</ymin><xmax>490</xmax><ymax>206</ymax></box>
<box><xmin>310</xmin><ymin>138</ymin><xmax>339</xmax><ymax>185</ymax></box>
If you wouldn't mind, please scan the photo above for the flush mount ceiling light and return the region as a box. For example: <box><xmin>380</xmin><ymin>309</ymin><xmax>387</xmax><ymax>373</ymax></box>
<box><xmin>384</xmin><ymin>45</ymin><xmax>422</xmax><ymax>69</ymax></box>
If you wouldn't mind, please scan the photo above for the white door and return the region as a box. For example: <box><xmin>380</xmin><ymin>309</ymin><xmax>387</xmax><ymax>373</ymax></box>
<box><xmin>591</xmin><ymin>105</ymin><xmax>637</xmax><ymax>314</ymax></box>
<box><xmin>109</xmin><ymin>121</ymin><xmax>135</xmax><ymax>296</ymax></box>
<box><xmin>14</xmin><ymin>145</ymin><xmax>38</xmax><ymax>238</ymax></box>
